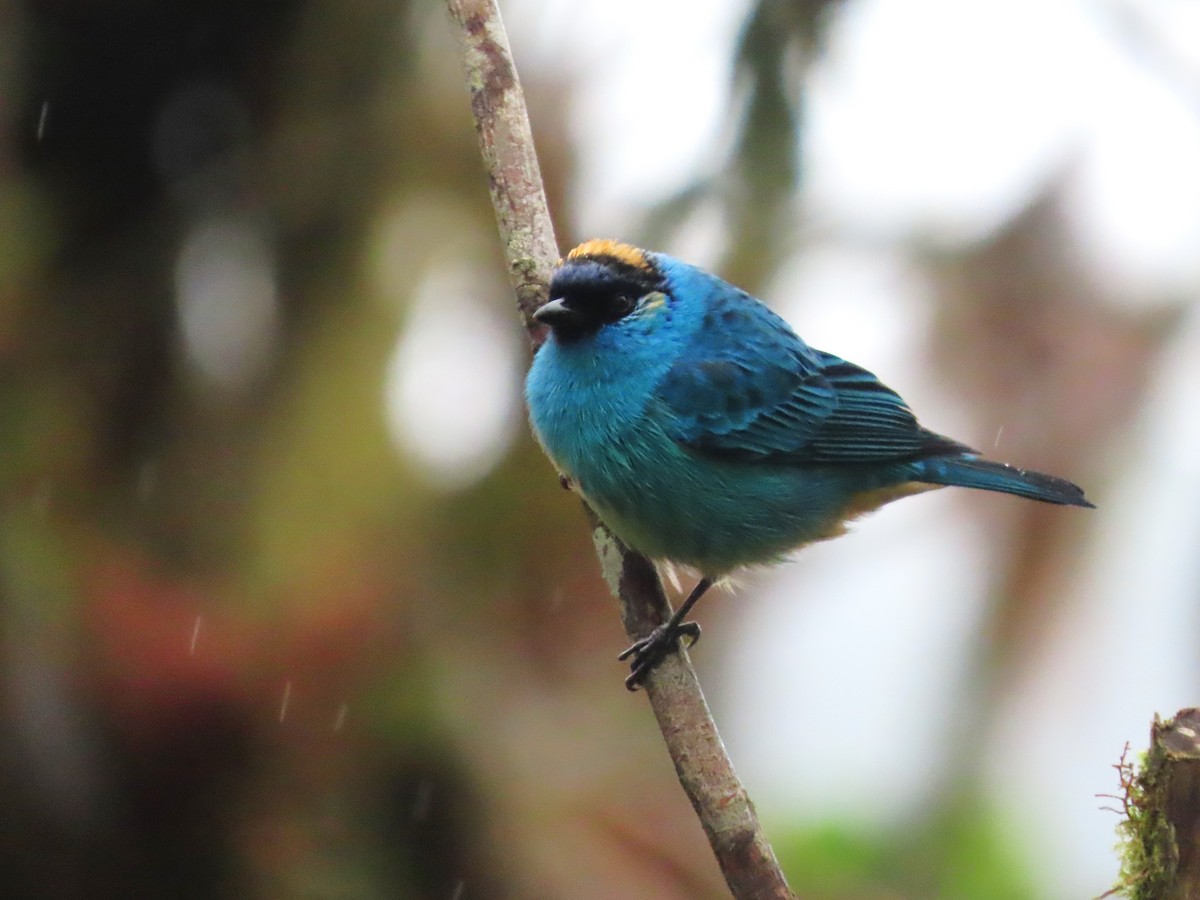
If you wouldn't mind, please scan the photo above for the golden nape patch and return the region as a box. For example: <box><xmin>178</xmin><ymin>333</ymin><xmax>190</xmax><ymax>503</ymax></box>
<box><xmin>566</xmin><ymin>239</ymin><xmax>651</xmax><ymax>272</ymax></box>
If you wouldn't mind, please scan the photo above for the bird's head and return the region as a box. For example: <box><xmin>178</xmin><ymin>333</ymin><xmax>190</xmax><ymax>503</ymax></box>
<box><xmin>535</xmin><ymin>240</ymin><xmax>670</xmax><ymax>343</ymax></box>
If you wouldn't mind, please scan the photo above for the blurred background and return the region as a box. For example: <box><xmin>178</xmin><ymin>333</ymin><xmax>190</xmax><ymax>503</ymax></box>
<box><xmin>1</xmin><ymin>0</ymin><xmax>1196</xmax><ymax>896</ymax></box>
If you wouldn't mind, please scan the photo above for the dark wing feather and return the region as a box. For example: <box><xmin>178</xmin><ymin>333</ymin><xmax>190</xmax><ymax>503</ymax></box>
<box><xmin>658</xmin><ymin>300</ymin><xmax>973</xmax><ymax>464</ymax></box>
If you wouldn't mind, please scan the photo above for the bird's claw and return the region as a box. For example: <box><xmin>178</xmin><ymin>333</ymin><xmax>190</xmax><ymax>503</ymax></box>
<box><xmin>619</xmin><ymin>621</ymin><xmax>702</xmax><ymax>691</ymax></box>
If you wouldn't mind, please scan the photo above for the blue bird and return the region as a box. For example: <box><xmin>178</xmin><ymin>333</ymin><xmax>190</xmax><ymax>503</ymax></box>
<box><xmin>525</xmin><ymin>240</ymin><xmax>1093</xmax><ymax>689</ymax></box>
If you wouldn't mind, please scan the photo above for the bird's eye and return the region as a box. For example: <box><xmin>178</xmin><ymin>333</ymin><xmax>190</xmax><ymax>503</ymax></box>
<box><xmin>613</xmin><ymin>294</ymin><xmax>636</xmax><ymax>316</ymax></box>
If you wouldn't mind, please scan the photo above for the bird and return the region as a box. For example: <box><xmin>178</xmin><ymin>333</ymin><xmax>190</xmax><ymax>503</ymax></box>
<box><xmin>524</xmin><ymin>239</ymin><xmax>1094</xmax><ymax>689</ymax></box>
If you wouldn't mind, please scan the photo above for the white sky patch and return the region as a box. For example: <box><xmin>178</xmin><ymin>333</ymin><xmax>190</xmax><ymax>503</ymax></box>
<box><xmin>1130</xmin><ymin>0</ymin><xmax>1200</xmax><ymax>78</ymax></box>
<box><xmin>383</xmin><ymin>263</ymin><xmax>523</xmax><ymax>490</ymax></box>
<box><xmin>508</xmin><ymin>0</ymin><xmax>750</xmax><ymax>233</ymax></box>
<box><xmin>804</xmin><ymin>0</ymin><xmax>1091</xmax><ymax>244</ymax></box>
<box><xmin>175</xmin><ymin>215</ymin><xmax>279</xmax><ymax>392</ymax></box>
<box><xmin>1064</xmin><ymin>44</ymin><xmax>1200</xmax><ymax>300</ymax></box>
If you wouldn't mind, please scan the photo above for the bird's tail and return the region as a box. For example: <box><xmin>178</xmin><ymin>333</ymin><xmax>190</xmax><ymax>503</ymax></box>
<box><xmin>912</xmin><ymin>455</ymin><xmax>1094</xmax><ymax>508</ymax></box>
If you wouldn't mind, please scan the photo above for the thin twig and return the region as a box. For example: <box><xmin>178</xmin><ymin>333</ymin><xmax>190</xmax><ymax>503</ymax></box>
<box><xmin>443</xmin><ymin>1</ymin><xmax>793</xmax><ymax>896</ymax></box>
<box><xmin>442</xmin><ymin>0</ymin><xmax>558</xmax><ymax>339</ymax></box>
<box><xmin>589</xmin><ymin>511</ymin><xmax>794</xmax><ymax>898</ymax></box>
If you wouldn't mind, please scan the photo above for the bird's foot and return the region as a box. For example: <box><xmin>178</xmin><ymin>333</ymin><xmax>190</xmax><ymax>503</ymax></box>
<box><xmin>618</xmin><ymin>620</ymin><xmax>702</xmax><ymax>691</ymax></box>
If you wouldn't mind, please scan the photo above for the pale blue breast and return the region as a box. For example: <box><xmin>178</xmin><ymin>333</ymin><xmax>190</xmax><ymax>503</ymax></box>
<box><xmin>525</xmin><ymin>314</ymin><xmax>679</xmax><ymax>498</ymax></box>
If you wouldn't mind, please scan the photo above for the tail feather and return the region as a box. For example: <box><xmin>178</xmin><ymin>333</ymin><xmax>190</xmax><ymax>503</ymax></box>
<box><xmin>913</xmin><ymin>455</ymin><xmax>1094</xmax><ymax>508</ymax></box>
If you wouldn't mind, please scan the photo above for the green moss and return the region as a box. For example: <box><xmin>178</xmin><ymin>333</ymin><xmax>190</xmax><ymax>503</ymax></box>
<box><xmin>1111</xmin><ymin>738</ymin><xmax>1175</xmax><ymax>898</ymax></box>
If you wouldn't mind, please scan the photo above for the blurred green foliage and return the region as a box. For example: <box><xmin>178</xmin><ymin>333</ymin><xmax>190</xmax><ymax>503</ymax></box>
<box><xmin>774</xmin><ymin>794</ymin><xmax>1040</xmax><ymax>899</ymax></box>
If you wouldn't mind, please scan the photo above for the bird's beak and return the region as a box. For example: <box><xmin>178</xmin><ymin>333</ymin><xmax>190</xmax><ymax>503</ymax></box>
<box><xmin>533</xmin><ymin>297</ymin><xmax>583</xmax><ymax>330</ymax></box>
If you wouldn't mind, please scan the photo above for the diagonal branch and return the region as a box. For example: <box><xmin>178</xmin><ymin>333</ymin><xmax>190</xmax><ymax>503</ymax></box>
<box><xmin>444</xmin><ymin>1</ymin><xmax>793</xmax><ymax>896</ymax></box>
<box><xmin>442</xmin><ymin>0</ymin><xmax>557</xmax><ymax>338</ymax></box>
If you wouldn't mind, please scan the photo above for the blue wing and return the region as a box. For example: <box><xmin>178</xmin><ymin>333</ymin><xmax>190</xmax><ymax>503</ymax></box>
<box><xmin>656</xmin><ymin>294</ymin><xmax>972</xmax><ymax>464</ymax></box>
